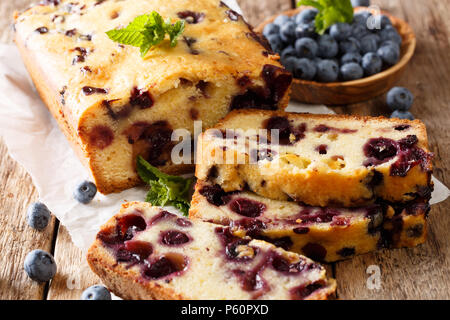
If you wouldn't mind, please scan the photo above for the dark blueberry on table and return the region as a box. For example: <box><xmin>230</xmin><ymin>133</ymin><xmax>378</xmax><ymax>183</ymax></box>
<box><xmin>266</xmin><ymin>34</ymin><xmax>283</xmax><ymax>53</ymax></box>
<box><xmin>387</xmin><ymin>87</ymin><xmax>414</xmax><ymax>111</ymax></box>
<box><xmin>273</xmin><ymin>15</ymin><xmax>291</xmax><ymax>27</ymax></box>
<box><xmin>362</xmin><ymin>52</ymin><xmax>382</xmax><ymax>76</ymax></box>
<box><xmin>295</xmin><ymin>22</ymin><xmax>317</xmax><ymax>39</ymax></box>
<box><xmin>351</xmin><ymin>23</ymin><xmax>370</xmax><ymax>39</ymax></box>
<box><xmin>339</xmin><ymin>37</ymin><xmax>361</xmax><ymax>54</ymax></box>
<box><xmin>351</xmin><ymin>0</ymin><xmax>371</xmax><ymax>7</ymax></box>
<box><xmin>360</xmin><ymin>34</ymin><xmax>380</xmax><ymax>54</ymax></box>
<box><xmin>330</xmin><ymin>23</ymin><xmax>352</xmax><ymax>41</ymax></box>
<box><xmin>341</xmin><ymin>52</ymin><xmax>362</xmax><ymax>65</ymax></box>
<box><xmin>282</xmin><ymin>56</ymin><xmax>297</xmax><ymax>74</ymax></box>
<box><xmin>281</xmin><ymin>45</ymin><xmax>297</xmax><ymax>61</ymax></box>
<box><xmin>81</xmin><ymin>285</ymin><xmax>111</xmax><ymax>300</ymax></box>
<box><xmin>295</xmin><ymin>37</ymin><xmax>318</xmax><ymax>59</ymax></box>
<box><xmin>340</xmin><ymin>62</ymin><xmax>364</xmax><ymax>81</ymax></box>
<box><xmin>353</xmin><ymin>11</ymin><xmax>372</xmax><ymax>25</ymax></box>
<box><xmin>379</xmin><ymin>26</ymin><xmax>402</xmax><ymax>45</ymax></box>
<box><xmin>27</xmin><ymin>202</ymin><xmax>51</xmax><ymax>230</ymax></box>
<box><xmin>377</xmin><ymin>43</ymin><xmax>400</xmax><ymax>66</ymax></box>
<box><xmin>295</xmin><ymin>8</ymin><xmax>318</xmax><ymax>25</ymax></box>
<box><xmin>262</xmin><ymin>23</ymin><xmax>280</xmax><ymax>38</ymax></box>
<box><xmin>316</xmin><ymin>59</ymin><xmax>339</xmax><ymax>82</ymax></box>
<box><xmin>73</xmin><ymin>181</ymin><xmax>97</xmax><ymax>204</ymax></box>
<box><xmin>280</xmin><ymin>21</ymin><xmax>297</xmax><ymax>43</ymax></box>
<box><xmin>317</xmin><ymin>34</ymin><xmax>338</xmax><ymax>58</ymax></box>
<box><xmin>390</xmin><ymin>110</ymin><xmax>414</xmax><ymax>120</ymax></box>
<box><xmin>294</xmin><ymin>58</ymin><xmax>317</xmax><ymax>81</ymax></box>
<box><xmin>24</xmin><ymin>249</ymin><xmax>57</xmax><ymax>282</ymax></box>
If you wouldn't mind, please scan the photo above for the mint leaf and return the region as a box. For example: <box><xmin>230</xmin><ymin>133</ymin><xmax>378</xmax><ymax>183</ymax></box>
<box><xmin>106</xmin><ymin>11</ymin><xmax>185</xmax><ymax>57</ymax></box>
<box><xmin>136</xmin><ymin>156</ymin><xmax>193</xmax><ymax>216</ymax></box>
<box><xmin>297</xmin><ymin>0</ymin><xmax>354</xmax><ymax>34</ymax></box>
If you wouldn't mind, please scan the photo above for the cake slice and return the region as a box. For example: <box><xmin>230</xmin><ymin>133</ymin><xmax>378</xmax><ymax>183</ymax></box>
<box><xmin>190</xmin><ymin>181</ymin><xmax>429</xmax><ymax>262</ymax></box>
<box><xmin>14</xmin><ymin>0</ymin><xmax>291</xmax><ymax>194</ymax></box>
<box><xmin>196</xmin><ymin>110</ymin><xmax>433</xmax><ymax>207</ymax></box>
<box><xmin>87</xmin><ymin>202</ymin><xmax>336</xmax><ymax>300</ymax></box>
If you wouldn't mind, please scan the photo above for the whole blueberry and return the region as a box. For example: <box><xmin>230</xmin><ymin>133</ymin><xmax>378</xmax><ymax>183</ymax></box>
<box><xmin>362</xmin><ymin>52</ymin><xmax>382</xmax><ymax>76</ymax></box>
<box><xmin>351</xmin><ymin>0</ymin><xmax>370</xmax><ymax>7</ymax></box>
<box><xmin>273</xmin><ymin>15</ymin><xmax>291</xmax><ymax>27</ymax></box>
<box><xmin>294</xmin><ymin>58</ymin><xmax>317</xmax><ymax>80</ymax></box>
<box><xmin>316</xmin><ymin>59</ymin><xmax>339</xmax><ymax>82</ymax></box>
<box><xmin>340</xmin><ymin>62</ymin><xmax>364</xmax><ymax>81</ymax></box>
<box><xmin>317</xmin><ymin>34</ymin><xmax>338</xmax><ymax>58</ymax></box>
<box><xmin>380</xmin><ymin>40</ymin><xmax>400</xmax><ymax>51</ymax></box>
<box><xmin>295</xmin><ymin>22</ymin><xmax>317</xmax><ymax>39</ymax></box>
<box><xmin>73</xmin><ymin>181</ymin><xmax>97</xmax><ymax>204</ymax></box>
<box><xmin>27</xmin><ymin>202</ymin><xmax>51</xmax><ymax>230</ymax></box>
<box><xmin>330</xmin><ymin>23</ymin><xmax>352</xmax><ymax>41</ymax></box>
<box><xmin>379</xmin><ymin>26</ymin><xmax>402</xmax><ymax>45</ymax></box>
<box><xmin>280</xmin><ymin>21</ymin><xmax>296</xmax><ymax>43</ymax></box>
<box><xmin>81</xmin><ymin>285</ymin><xmax>112</xmax><ymax>300</ymax></box>
<box><xmin>266</xmin><ymin>34</ymin><xmax>283</xmax><ymax>53</ymax></box>
<box><xmin>360</xmin><ymin>34</ymin><xmax>380</xmax><ymax>53</ymax></box>
<box><xmin>353</xmin><ymin>11</ymin><xmax>372</xmax><ymax>25</ymax></box>
<box><xmin>281</xmin><ymin>45</ymin><xmax>297</xmax><ymax>60</ymax></box>
<box><xmin>24</xmin><ymin>249</ymin><xmax>57</xmax><ymax>282</ymax></box>
<box><xmin>387</xmin><ymin>87</ymin><xmax>414</xmax><ymax>111</ymax></box>
<box><xmin>295</xmin><ymin>37</ymin><xmax>318</xmax><ymax>58</ymax></box>
<box><xmin>295</xmin><ymin>9</ymin><xmax>318</xmax><ymax>25</ymax></box>
<box><xmin>352</xmin><ymin>23</ymin><xmax>370</xmax><ymax>39</ymax></box>
<box><xmin>390</xmin><ymin>110</ymin><xmax>414</xmax><ymax>120</ymax></box>
<box><xmin>341</xmin><ymin>52</ymin><xmax>362</xmax><ymax>65</ymax></box>
<box><xmin>282</xmin><ymin>56</ymin><xmax>298</xmax><ymax>73</ymax></box>
<box><xmin>263</xmin><ymin>23</ymin><xmax>280</xmax><ymax>38</ymax></box>
<box><xmin>377</xmin><ymin>44</ymin><xmax>400</xmax><ymax>66</ymax></box>
<box><xmin>339</xmin><ymin>37</ymin><xmax>361</xmax><ymax>54</ymax></box>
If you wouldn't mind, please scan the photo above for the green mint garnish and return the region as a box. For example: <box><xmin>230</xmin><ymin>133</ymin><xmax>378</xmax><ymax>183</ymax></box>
<box><xmin>106</xmin><ymin>11</ymin><xmax>185</xmax><ymax>57</ymax></box>
<box><xmin>297</xmin><ymin>0</ymin><xmax>354</xmax><ymax>34</ymax></box>
<box><xmin>136</xmin><ymin>156</ymin><xmax>193</xmax><ymax>216</ymax></box>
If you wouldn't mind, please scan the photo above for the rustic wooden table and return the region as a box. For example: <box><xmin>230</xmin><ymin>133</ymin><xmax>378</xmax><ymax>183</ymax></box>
<box><xmin>0</xmin><ymin>0</ymin><xmax>448</xmax><ymax>300</ymax></box>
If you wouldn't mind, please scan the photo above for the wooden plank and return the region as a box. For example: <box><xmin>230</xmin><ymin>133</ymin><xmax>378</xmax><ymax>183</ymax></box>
<box><xmin>47</xmin><ymin>226</ymin><xmax>101</xmax><ymax>300</ymax></box>
<box><xmin>0</xmin><ymin>138</ymin><xmax>57</xmax><ymax>300</ymax></box>
<box><xmin>334</xmin><ymin>0</ymin><xmax>450</xmax><ymax>300</ymax></box>
<box><xmin>237</xmin><ymin>0</ymin><xmax>293</xmax><ymax>27</ymax></box>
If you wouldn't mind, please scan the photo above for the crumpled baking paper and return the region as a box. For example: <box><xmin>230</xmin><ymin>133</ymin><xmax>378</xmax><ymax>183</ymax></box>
<box><xmin>0</xmin><ymin>0</ymin><xmax>448</xmax><ymax>254</ymax></box>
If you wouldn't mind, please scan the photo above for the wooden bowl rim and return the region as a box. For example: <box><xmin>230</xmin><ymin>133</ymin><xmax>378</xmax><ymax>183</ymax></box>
<box><xmin>255</xmin><ymin>6</ymin><xmax>417</xmax><ymax>88</ymax></box>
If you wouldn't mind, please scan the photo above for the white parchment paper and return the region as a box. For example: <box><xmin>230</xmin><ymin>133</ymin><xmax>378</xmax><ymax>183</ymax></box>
<box><xmin>0</xmin><ymin>0</ymin><xmax>448</xmax><ymax>254</ymax></box>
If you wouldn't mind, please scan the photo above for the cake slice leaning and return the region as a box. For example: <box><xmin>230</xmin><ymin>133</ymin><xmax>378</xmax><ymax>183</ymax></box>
<box><xmin>87</xmin><ymin>202</ymin><xmax>336</xmax><ymax>300</ymax></box>
<box><xmin>190</xmin><ymin>180</ymin><xmax>430</xmax><ymax>262</ymax></box>
<box><xmin>196</xmin><ymin>110</ymin><xmax>433</xmax><ymax>207</ymax></box>
<box><xmin>14</xmin><ymin>0</ymin><xmax>291</xmax><ymax>194</ymax></box>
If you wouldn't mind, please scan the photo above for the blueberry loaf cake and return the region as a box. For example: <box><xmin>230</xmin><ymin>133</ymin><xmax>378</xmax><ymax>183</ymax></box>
<box><xmin>14</xmin><ymin>0</ymin><xmax>291</xmax><ymax>194</ymax></box>
<box><xmin>190</xmin><ymin>181</ymin><xmax>429</xmax><ymax>262</ymax></box>
<box><xmin>196</xmin><ymin>110</ymin><xmax>433</xmax><ymax>207</ymax></box>
<box><xmin>87</xmin><ymin>202</ymin><xmax>336</xmax><ymax>300</ymax></box>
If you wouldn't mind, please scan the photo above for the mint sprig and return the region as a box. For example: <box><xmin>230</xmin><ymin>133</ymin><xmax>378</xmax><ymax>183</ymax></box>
<box><xmin>297</xmin><ymin>0</ymin><xmax>354</xmax><ymax>34</ymax></box>
<box><xmin>136</xmin><ymin>156</ymin><xmax>193</xmax><ymax>216</ymax></box>
<box><xmin>106</xmin><ymin>11</ymin><xmax>185</xmax><ymax>57</ymax></box>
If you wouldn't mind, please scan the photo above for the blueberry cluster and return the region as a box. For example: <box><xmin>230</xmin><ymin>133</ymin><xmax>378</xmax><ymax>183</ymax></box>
<box><xmin>387</xmin><ymin>87</ymin><xmax>414</xmax><ymax>120</ymax></box>
<box><xmin>263</xmin><ymin>9</ymin><xmax>402</xmax><ymax>82</ymax></box>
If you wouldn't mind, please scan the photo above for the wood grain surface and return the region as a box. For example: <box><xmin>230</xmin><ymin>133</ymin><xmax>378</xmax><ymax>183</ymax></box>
<box><xmin>0</xmin><ymin>0</ymin><xmax>448</xmax><ymax>300</ymax></box>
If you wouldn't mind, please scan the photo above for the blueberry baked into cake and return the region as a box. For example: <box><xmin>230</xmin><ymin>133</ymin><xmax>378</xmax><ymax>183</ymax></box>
<box><xmin>14</xmin><ymin>0</ymin><xmax>292</xmax><ymax>194</ymax></box>
<box><xmin>87</xmin><ymin>202</ymin><xmax>336</xmax><ymax>300</ymax></box>
<box><xmin>190</xmin><ymin>180</ymin><xmax>430</xmax><ymax>262</ymax></box>
<box><xmin>196</xmin><ymin>110</ymin><xmax>434</xmax><ymax>207</ymax></box>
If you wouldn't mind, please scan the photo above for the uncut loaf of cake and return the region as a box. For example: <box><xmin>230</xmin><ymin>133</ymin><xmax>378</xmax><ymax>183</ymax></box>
<box><xmin>196</xmin><ymin>110</ymin><xmax>433</xmax><ymax>207</ymax></box>
<box><xmin>87</xmin><ymin>202</ymin><xmax>336</xmax><ymax>300</ymax></box>
<box><xmin>14</xmin><ymin>0</ymin><xmax>292</xmax><ymax>194</ymax></box>
<box><xmin>190</xmin><ymin>180</ymin><xmax>430</xmax><ymax>262</ymax></box>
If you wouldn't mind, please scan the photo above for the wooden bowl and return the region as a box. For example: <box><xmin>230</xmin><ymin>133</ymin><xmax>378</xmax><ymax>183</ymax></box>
<box><xmin>255</xmin><ymin>7</ymin><xmax>416</xmax><ymax>105</ymax></box>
